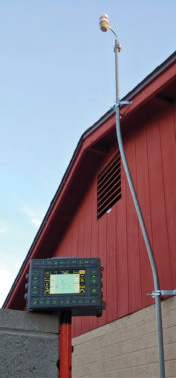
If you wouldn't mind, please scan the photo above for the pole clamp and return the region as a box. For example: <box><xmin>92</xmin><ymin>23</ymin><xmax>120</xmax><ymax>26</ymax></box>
<box><xmin>114</xmin><ymin>43</ymin><xmax>122</xmax><ymax>53</ymax></box>
<box><xmin>114</xmin><ymin>100</ymin><xmax>132</xmax><ymax>109</ymax></box>
<box><xmin>147</xmin><ymin>290</ymin><xmax>176</xmax><ymax>298</ymax></box>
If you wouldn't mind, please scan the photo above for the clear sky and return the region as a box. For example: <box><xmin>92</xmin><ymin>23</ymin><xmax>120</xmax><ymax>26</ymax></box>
<box><xmin>0</xmin><ymin>0</ymin><xmax>175</xmax><ymax>307</ymax></box>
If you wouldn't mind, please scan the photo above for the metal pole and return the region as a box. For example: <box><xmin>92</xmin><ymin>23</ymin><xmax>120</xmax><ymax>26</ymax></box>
<box><xmin>114</xmin><ymin>39</ymin><xmax>165</xmax><ymax>378</ymax></box>
<box><xmin>59</xmin><ymin>311</ymin><xmax>72</xmax><ymax>378</ymax></box>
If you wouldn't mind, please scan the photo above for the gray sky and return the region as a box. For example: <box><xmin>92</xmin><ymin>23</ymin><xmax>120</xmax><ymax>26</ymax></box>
<box><xmin>0</xmin><ymin>0</ymin><xmax>175</xmax><ymax>306</ymax></box>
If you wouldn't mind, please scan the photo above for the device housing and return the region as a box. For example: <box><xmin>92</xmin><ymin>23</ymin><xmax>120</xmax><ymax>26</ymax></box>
<box><xmin>25</xmin><ymin>257</ymin><xmax>105</xmax><ymax>317</ymax></box>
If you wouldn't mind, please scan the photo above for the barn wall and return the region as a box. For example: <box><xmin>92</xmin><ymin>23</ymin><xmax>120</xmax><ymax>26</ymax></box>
<box><xmin>54</xmin><ymin>102</ymin><xmax>176</xmax><ymax>337</ymax></box>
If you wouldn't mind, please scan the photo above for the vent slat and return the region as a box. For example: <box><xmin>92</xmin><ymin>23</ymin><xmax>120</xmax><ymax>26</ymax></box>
<box><xmin>97</xmin><ymin>153</ymin><xmax>121</xmax><ymax>219</ymax></box>
<box><xmin>97</xmin><ymin>193</ymin><xmax>121</xmax><ymax>219</ymax></box>
<box><xmin>97</xmin><ymin>176</ymin><xmax>121</xmax><ymax>204</ymax></box>
<box><xmin>97</xmin><ymin>186</ymin><xmax>121</xmax><ymax>212</ymax></box>
<box><xmin>97</xmin><ymin>161</ymin><xmax>121</xmax><ymax>189</ymax></box>
<box><xmin>97</xmin><ymin>155</ymin><xmax>120</xmax><ymax>183</ymax></box>
<box><xmin>98</xmin><ymin>152</ymin><xmax>120</xmax><ymax>180</ymax></box>
<box><xmin>97</xmin><ymin>168</ymin><xmax>121</xmax><ymax>194</ymax></box>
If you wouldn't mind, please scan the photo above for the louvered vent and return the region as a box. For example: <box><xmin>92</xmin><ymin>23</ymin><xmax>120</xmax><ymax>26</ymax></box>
<box><xmin>97</xmin><ymin>152</ymin><xmax>121</xmax><ymax>219</ymax></box>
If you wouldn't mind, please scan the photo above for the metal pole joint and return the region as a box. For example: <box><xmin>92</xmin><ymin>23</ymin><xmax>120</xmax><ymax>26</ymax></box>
<box><xmin>148</xmin><ymin>290</ymin><xmax>176</xmax><ymax>298</ymax></box>
<box><xmin>114</xmin><ymin>100</ymin><xmax>132</xmax><ymax>109</ymax></box>
<box><xmin>114</xmin><ymin>41</ymin><xmax>122</xmax><ymax>53</ymax></box>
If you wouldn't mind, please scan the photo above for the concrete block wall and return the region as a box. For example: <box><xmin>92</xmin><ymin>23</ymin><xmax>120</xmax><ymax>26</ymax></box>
<box><xmin>0</xmin><ymin>309</ymin><xmax>59</xmax><ymax>378</ymax></box>
<box><xmin>72</xmin><ymin>297</ymin><xmax>176</xmax><ymax>378</ymax></box>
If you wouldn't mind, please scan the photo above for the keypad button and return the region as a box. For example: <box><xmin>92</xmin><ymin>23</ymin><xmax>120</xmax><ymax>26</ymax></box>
<box><xmin>32</xmin><ymin>300</ymin><xmax>38</xmax><ymax>306</ymax></box>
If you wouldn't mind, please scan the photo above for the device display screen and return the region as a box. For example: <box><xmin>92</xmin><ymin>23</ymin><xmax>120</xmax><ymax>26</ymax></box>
<box><xmin>44</xmin><ymin>270</ymin><xmax>86</xmax><ymax>295</ymax></box>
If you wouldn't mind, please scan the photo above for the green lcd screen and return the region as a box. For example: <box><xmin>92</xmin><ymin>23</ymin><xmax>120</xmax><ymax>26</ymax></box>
<box><xmin>44</xmin><ymin>270</ymin><xmax>86</xmax><ymax>295</ymax></box>
<box><xmin>50</xmin><ymin>272</ymin><xmax>80</xmax><ymax>294</ymax></box>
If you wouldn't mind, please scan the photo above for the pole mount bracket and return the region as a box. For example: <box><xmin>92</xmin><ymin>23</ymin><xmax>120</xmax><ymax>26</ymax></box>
<box><xmin>114</xmin><ymin>100</ymin><xmax>132</xmax><ymax>108</ymax></box>
<box><xmin>147</xmin><ymin>290</ymin><xmax>176</xmax><ymax>298</ymax></box>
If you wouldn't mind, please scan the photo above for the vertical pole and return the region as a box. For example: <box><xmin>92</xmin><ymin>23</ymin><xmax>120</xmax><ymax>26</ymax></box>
<box><xmin>114</xmin><ymin>40</ymin><xmax>165</xmax><ymax>378</ymax></box>
<box><xmin>60</xmin><ymin>311</ymin><xmax>72</xmax><ymax>378</ymax></box>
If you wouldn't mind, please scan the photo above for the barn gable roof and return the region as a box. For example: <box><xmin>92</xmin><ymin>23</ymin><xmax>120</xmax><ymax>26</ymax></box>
<box><xmin>4</xmin><ymin>51</ymin><xmax>176</xmax><ymax>309</ymax></box>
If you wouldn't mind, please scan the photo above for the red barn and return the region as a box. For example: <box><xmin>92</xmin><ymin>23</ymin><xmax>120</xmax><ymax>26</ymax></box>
<box><xmin>3</xmin><ymin>52</ymin><xmax>176</xmax><ymax>376</ymax></box>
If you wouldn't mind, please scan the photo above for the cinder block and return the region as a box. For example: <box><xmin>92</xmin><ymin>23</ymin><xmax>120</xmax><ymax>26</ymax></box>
<box><xmin>72</xmin><ymin>297</ymin><xmax>176</xmax><ymax>377</ymax></box>
<box><xmin>0</xmin><ymin>309</ymin><xmax>59</xmax><ymax>378</ymax></box>
<box><xmin>0</xmin><ymin>309</ymin><xmax>59</xmax><ymax>333</ymax></box>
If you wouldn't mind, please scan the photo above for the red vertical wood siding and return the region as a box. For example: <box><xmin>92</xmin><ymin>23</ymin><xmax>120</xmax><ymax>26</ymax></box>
<box><xmin>125</xmin><ymin>134</ymin><xmax>142</xmax><ymax>312</ymax></box>
<box><xmin>159</xmin><ymin>106</ymin><xmax>176</xmax><ymax>285</ymax></box>
<box><xmin>116</xmin><ymin>172</ymin><xmax>128</xmax><ymax>317</ymax></box>
<box><xmin>147</xmin><ymin>115</ymin><xmax>172</xmax><ymax>291</ymax></box>
<box><xmin>135</xmin><ymin>126</ymin><xmax>154</xmax><ymax>307</ymax></box>
<box><xmin>54</xmin><ymin>103</ymin><xmax>176</xmax><ymax>337</ymax></box>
